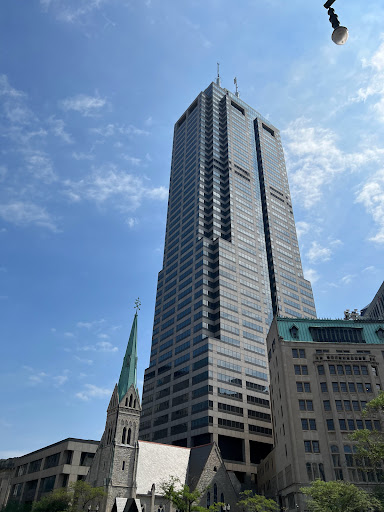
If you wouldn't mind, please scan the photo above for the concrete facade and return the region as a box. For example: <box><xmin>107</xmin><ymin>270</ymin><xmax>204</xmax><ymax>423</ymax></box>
<box><xmin>140</xmin><ymin>80</ymin><xmax>316</xmax><ymax>484</ymax></box>
<box><xmin>258</xmin><ymin>316</ymin><xmax>384</xmax><ymax>510</ymax></box>
<box><xmin>3</xmin><ymin>438</ymin><xmax>98</xmax><ymax>508</ymax></box>
<box><xmin>361</xmin><ymin>281</ymin><xmax>384</xmax><ymax>320</ymax></box>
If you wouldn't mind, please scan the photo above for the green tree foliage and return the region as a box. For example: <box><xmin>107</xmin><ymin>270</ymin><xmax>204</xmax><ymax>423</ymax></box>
<box><xmin>30</xmin><ymin>481</ymin><xmax>105</xmax><ymax>512</ymax></box>
<box><xmin>160</xmin><ymin>477</ymin><xmax>204</xmax><ymax>512</ymax></box>
<box><xmin>159</xmin><ymin>477</ymin><xmax>223</xmax><ymax>512</ymax></box>
<box><xmin>237</xmin><ymin>490</ymin><xmax>278</xmax><ymax>512</ymax></box>
<box><xmin>300</xmin><ymin>479</ymin><xmax>382</xmax><ymax>512</ymax></box>
<box><xmin>350</xmin><ymin>391</ymin><xmax>384</xmax><ymax>465</ymax></box>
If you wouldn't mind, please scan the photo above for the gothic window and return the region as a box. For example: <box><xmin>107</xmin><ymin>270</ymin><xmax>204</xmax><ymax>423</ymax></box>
<box><xmin>207</xmin><ymin>492</ymin><xmax>211</xmax><ymax>508</ymax></box>
<box><xmin>376</xmin><ymin>328</ymin><xmax>384</xmax><ymax>340</ymax></box>
<box><xmin>125</xmin><ymin>397</ymin><xmax>128</xmax><ymax>406</ymax></box>
<box><xmin>122</xmin><ymin>461</ymin><xmax>125</xmax><ymax>470</ymax></box>
<box><xmin>220</xmin><ymin>493</ymin><xmax>224</xmax><ymax>512</ymax></box>
<box><xmin>157</xmin><ymin>505</ymin><xmax>164</xmax><ymax>512</ymax></box>
<box><xmin>290</xmin><ymin>325</ymin><xmax>299</xmax><ymax>339</ymax></box>
<box><xmin>127</xmin><ymin>428</ymin><xmax>132</xmax><ymax>445</ymax></box>
<box><xmin>129</xmin><ymin>395</ymin><xmax>133</xmax><ymax>407</ymax></box>
<box><xmin>141</xmin><ymin>505</ymin><xmax>145</xmax><ymax>512</ymax></box>
<box><xmin>122</xmin><ymin>427</ymin><xmax>127</xmax><ymax>444</ymax></box>
<box><xmin>214</xmin><ymin>484</ymin><xmax>217</xmax><ymax>503</ymax></box>
<box><xmin>133</xmin><ymin>399</ymin><xmax>136</xmax><ymax>408</ymax></box>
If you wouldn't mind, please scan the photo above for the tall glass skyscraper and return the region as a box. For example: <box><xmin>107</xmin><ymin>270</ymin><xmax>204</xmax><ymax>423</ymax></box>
<box><xmin>139</xmin><ymin>81</ymin><xmax>316</xmax><ymax>484</ymax></box>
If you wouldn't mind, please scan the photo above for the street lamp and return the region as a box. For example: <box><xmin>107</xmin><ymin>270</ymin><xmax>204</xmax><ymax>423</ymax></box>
<box><xmin>324</xmin><ymin>0</ymin><xmax>348</xmax><ymax>45</ymax></box>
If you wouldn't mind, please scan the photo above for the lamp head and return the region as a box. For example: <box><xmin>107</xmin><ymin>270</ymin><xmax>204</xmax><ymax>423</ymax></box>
<box><xmin>331</xmin><ymin>26</ymin><xmax>349</xmax><ymax>45</ymax></box>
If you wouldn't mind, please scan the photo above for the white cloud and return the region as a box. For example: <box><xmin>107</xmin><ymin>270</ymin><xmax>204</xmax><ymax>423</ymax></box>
<box><xmin>54</xmin><ymin>375</ymin><xmax>68</xmax><ymax>386</ymax></box>
<box><xmin>72</xmin><ymin>152</ymin><xmax>94</xmax><ymax>161</ymax></box>
<box><xmin>0</xmin><ymin>75</ymin><xmax>25</xmax><ymax>98</ymax></box>
<box><xmin>126</xmin><ymin>217</ymin><xmax>138</xmax><ymax>228</ymax></box>
<box><xmin>91</xmin><ymin>123</ymin><xmax>150</xmax><ymax>137</ymax></box>
<box><xmin>28</xmin><ymin>372</ymin><xmax>48</xmax><ymax>385</ymax></box>
<box><xmin>295</xmin><ymin>221</ymin><xmax>310</xmax><ymax>239</ymax></box>
<box><xmin>64</xmin><ymin>332</ymin><xmax>74</xmax><ymax>338</ymax></box>
<box><xmin>47</xmin><ymin>116</ymin><xmax>73</xmax><ymax>143</ymax></box>
<box><xmin>74</xmin><ymin>356</ymin><xmax>93</xmax><ymax>365</ymax></box>
<box><xmin>303</xmin><ymin>268</ymin><xmax>319</xmax><ymax>284</ymax></box>
<box><xmin>306</xmin><ymin>241</ymin><xmax>332</xmax><ymax>263</ymax></box>
<box><xmin>78</xmin><ymin>341</ymin><xmax>118</xmax><ymax>353</ymax></box>
<box><xmin>283</xmin><ymin>118</ymin><xmax>384</xmax><ymax>208</ymax></box>
<box><xmin>75</xmin><ymin>383</ymin><xmax>111</xmax><ymax>401</ymax></box>
<box><xmin>355</xmin><ymin>169</ymin><xmax>384</xmax><ymax>243</ymax></box>
<box><xmin>63</xmin><ymin>165</ymin><xmax>168</xmax><ymax>212</ymax></box>
<box><xmin>0</xmin><ymin>202</ymin><xmax>58</xmax><ymax>231</ymax></box>
<box><xmin>97</xmin><ymin>333</ymin><xmax>109</xmax><ymax>339</ymax></box>
<box><xmin>122</xmin><ymin>155</ymin><xmax>142</xmax><ymax>166</ymax></box>
<box><xmin>24</xmin><ymin>151</ymin><xmax>57</xmax><ymax>183</ymax></box>
<box><xmin>61</xmin><ymin>94</ymin><xmax>107</xmax><ymax>117</ymax></box>
<box><xmin>341</xmin><ymin>274</ymin><xmax>356</xmax><ymax>285</ymax></box>
<box><xmin>363</xmin><ymin>266</ymin><xmax>376</xmax><ymax>272</ymax></box>
<box><xmin>76</xmin><ymin>319</ymin><xmax>105</xmax><ymax>329</ymax></box>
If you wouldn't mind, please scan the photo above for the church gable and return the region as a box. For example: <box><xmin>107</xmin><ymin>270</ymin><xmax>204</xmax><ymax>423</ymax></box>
<box><xmin>120</xmin><ymin>384</ymin><xmax>141</xmax><ymax>411</ymax></box>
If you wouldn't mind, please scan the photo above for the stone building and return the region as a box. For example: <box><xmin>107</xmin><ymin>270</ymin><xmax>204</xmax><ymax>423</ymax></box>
<box><xmin>3</xmin><ymin>438</ymin><xmax>98</xmax><ymax>508</ymax></box>
<box><xmin>258</xmin><ymin>316</ymin><xmax>384</xmax><ymax>509</ymax></box>
<box><xmin>361</xmin><ymin>281</ymin><xmax>384</xmax><ymax>320</ymax></box>
<box><xmin>87</xmin><ymin>312</ymin><xmax>240</xmax><ymax>512</ymax></box>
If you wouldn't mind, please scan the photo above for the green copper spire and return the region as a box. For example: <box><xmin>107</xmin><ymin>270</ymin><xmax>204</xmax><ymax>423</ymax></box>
<box><xmin>118</xmin><ymin>303</ymin><xmax>139</xmax><ymax>403</ymax></box>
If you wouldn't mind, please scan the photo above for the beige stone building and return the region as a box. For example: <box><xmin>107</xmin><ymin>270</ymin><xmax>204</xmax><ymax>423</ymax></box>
<box><xmin>3</xmin><ymin>438</ymin><xmax>98</xmax><ymax>508</ymax></box>
<box><xmin>258</xmin><ymin>316</ymin><xmax>384</xmax><ymax>510</ymax></box>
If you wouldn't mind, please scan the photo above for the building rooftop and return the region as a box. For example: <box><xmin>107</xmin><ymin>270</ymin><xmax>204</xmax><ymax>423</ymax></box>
<box><xmin>276</xmin><ymin>317</ymin><xmax>384</xmax><ymax>344</ymax></box>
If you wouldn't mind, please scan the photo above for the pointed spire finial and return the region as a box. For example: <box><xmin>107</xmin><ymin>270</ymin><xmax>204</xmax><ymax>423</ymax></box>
<box><xmin>234</xmin><ymin>77</ymin><xmax>239</xmax><ymax>98</ymax></box>
<box><xmin>134</xmin><ymin>297</ymin><xmax>141</xmax><ymax>313</ymax></box>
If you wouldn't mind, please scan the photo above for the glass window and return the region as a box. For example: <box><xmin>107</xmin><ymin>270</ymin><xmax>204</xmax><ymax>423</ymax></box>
<box><xmin>365</xmin><ymin>383</ymin><xmax>372</xmax><ymax>393</ymax></box>
<box><xmin>339</xmin><ymin>419</ymin><xmax>347</xmax><ymax>430</ymax></box>
<box><xmin>327</xmin><ymin>419</ymin><xmax>335</xmax><ymax>431</ymax></box>
<box><xmin>301</xmin><ymin>419</ymin><xmax>309</xmax><ymax>430</ymax></box>
<box><xmin>299</xmin><ymin>400</ymin><xmax>306</xmax><ymax>411</ymax></box>
<box><xmin>323</xmin><ymin>400</ymin><xmax>331</xmax><ymax>411</ymax></box>
<box><xmin>304</xmin><ymin>382</ymin><xmax>311</xmax><ymax>392</ymax></box>
<box><xmin>306</xmin><ymin>400</ymin><xmax>314</xmax><ymax>411</ymax></box>
<box><xmin>345</xmin><ymin>365</ymin><xmax>352</xmax><ymax>375</ymax></box>
<box><xmin>332</xmin><ymin>382</ymin><xmax>339</xmax><ymax>392</ymax></box>
<box><xmin>340</xmin><ymin>382</ymin><xmax>347</xmax><ymax>392</ymax></box>
<box><xmin>357</xmin><ymin>383</ymin><xmax>364</xmax><ymax>393</ymax></box>
<box><xmin>329</xmin><ymin>365</ymin><xmax>336</xmax><ymax>375</ymax></box>
<box><xmin>313</xmin><ymin>441</ymin><xmax>320</xmax><ymax>453</ymax></box>
<box><xmin>337</xmin><ymin>365</ymin><xmax>344</xmax><ymax>375</ymax></box>
<box><xmin>296</xmin><ymin>382</ymin><xmax>303</xmax><ymax>392</ymax></box>
<box><xmin>348</xmin><ymin>419</ymin><xmax>355</xmax><ymax>430</ymax></box>
<box><xmin>318</xmin><ymin>365</ymin><xmax>325</xmax><ymax>375</ymax></box>
<box><xmin>352</xmin><ymin>401</ymin><xmax>360</xmax><ymax>411</ymax></box>
<box><xmin>304</xmin><ymin>440</ymin><xmax>312</xmax><ymax>453</ymax></box>
<box><xmin>320</xmin><ymin>382</ymin><xmax>328</xmax><ymax>393</ymax></box>
<box><xmin>356</xmin><ymin>419</ymin><xmax>364</xmax><ymax>430</ymax></box>
<box><xmin>309</xmin><ymin>419</ymin><xmax>317</xmax><ymax>430</ymax></box>
<box><xmin>344</xmin><ymin>400</ymin><xmax>351</xmax><ymax>411</ymax></box>
<box><xmin>335</xmin><ymin>400</ymin><xmax>343</xmax><ymax>411</ymax></box>
<box><xmin>353</xmin><ymin>366</ymin><xmax>360</xmax><ymax>375</ymax></box>
<box><xmin>348</xmin><ymin>382</ymin><xmax>356</xmax><ymax>393</ymax></box>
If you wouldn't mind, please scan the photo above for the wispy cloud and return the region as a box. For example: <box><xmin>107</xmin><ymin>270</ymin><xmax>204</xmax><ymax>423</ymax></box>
<box><xmin>47</xmin><ymin>116</ymin><xmax>73</xmax><ymax>143</ymax></box>
<box><xmin>61</xmin><ymin>94</ymin><xmax>107</xmax><ymax>117</ymax></box>
<box><xmin>303</xmin><ymin>268</ymin><xmax>319</xmax><ymax>284</ymax></box>
<box><xmin>41</xmin><ymin>0</ymin><xmax>108</xmax><ymax>24</ymax></box>
<box><xmin>295</xmin><ymin>221</ymin><xmax>310</xmax><ymax>239</ymax></box>
<box><xmin>306</xmin><ymin>241</ymin><xmax>332</xmax><ymax>263</ymax></box>
<box><xmin>126</xmin><ymin>217</ymin><xmax>138</xmax><ymax>228</ymax></box>
<box><xmin>91</xmin><ymin>123</ymin><xmax>150</xmax><ymax>137</ymax></box>
<box><xmin>0</xmin><ymin>74</ymin><xmax>25</xmax><ymax>98</ymax></box>
<box><xmin>0</xmin><ymin>202</ymin><xmax>58</xmax><ymax>231</ymax></box>
<box><xmin>74</xmin><ymin>356</ymin><xmax>93</xmax><ymax>365</ymax></box>
<box><xmin>24</xmin><ymin>151</ymin><xmax>57</xmax><ymax>184</ymax></box>
<box><xmin>62</xmin><ymin>165</ymin><xmax>168</xmax><ymax>212</ymax></box>
<box><xmin>76</xmin><ymin>319</ymin><xmax>105</xmax><ymax>329</ymax></box>
<box><xmin>283</xmin><ymin>118</ymin><xmax>384</xmax><ymax>208</ymax></box>
<box><xmin>341</xmin><ymin>274</ymin><xmax>356</xmax><ymax>285</ymax></box>
<box><xmin>355</xmin><ymin>169</ymin><xmax>384</xmax><ymax>243</ymax></box>
<box><xmin>78</xmin><ymin>341</ymin><xmax>118</xmax><ymax>352</ymax></box>
<box><xmin>75</xmin><ymin>383</ymin><xmax>111</xmax><ymax>401</ymax></box>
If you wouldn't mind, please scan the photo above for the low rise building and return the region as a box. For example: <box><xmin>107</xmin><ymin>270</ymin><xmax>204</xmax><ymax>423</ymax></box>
<box><xmin>6</xmin><ymin>438</ymin><xmax>98</xmax><ymax>508</ymax></box>
<box><xmin>258</xmin><ymin>316</ymin><xmax>384</xmax><ymax>510</ymax></box>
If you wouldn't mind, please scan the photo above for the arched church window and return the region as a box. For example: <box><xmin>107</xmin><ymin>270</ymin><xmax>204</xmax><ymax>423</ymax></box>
<box><xmin>125</xmin><ymin>397</ymin><xmax>128</xmax><ymax>406</ymax></box>
<box><xmin>127</xmin><ymin>428</ymin><xmax>132</xmax><ymax>445</ymax></box>
<box><xmin>141</xmin><ymin>505</ymin><xmax>146</xmax><ymax>512</ymax></box>
<box><xmin>129</xmin><ymin>395</ymin><xmax>133</xmax><ymax>407</ymax></box>
<box><xmin>133</xmin><ymin>399</ymin><xmax>136</xmax><ymax>408</ymax></box>
<box><xmin>220</xmin><ymin>493</ymin><xmax>224</xmax><ymax>512</ymax></box>
<box><xmin>206</xmin><ymin>492</ymin><xmax>211</xmax><ymax>508</ymax></box>
<box><xmin>122</xmin><ymin>427</ymin><xmax>127</xmax><ymax>444</ymax></box>
<box><xmin>157</xmin><ymin>505</ymin><xmax>164</xmax><ymax>512</ymax></box>
<box><xmin>213</xmin><ymin>484</ymin><xmax>217</xmax><ymax>504</ymax></box>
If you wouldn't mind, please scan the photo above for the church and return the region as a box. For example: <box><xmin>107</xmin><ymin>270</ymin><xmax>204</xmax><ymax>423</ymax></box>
<box><xmin>86</xmin><ymin>312</ymin><xmax>240</xmax><ymax>512</ymax></box>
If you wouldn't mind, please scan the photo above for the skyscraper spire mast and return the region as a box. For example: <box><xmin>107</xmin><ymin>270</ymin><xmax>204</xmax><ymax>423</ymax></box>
<box><xmin>117</xmin><ymin>298</ymin><xmax>140</xmax><ymax>402</ymax></box>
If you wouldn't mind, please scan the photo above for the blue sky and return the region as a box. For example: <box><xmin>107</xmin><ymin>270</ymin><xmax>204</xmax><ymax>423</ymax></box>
<box><xmin>1</xmin><ymin>0</ymin><xmax>384</xmax><ymax>458</ymax></box>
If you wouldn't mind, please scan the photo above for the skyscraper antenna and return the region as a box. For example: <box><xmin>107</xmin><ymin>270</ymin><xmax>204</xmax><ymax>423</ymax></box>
<box><xmin>216</xmin><ymin>62</ymin><xmax>221</xmax><ymax>87</ymax></box>
<box><xmin>234</xmin><ymin>77</ymin><xmax>239</xmax><ymax>97</ymax></box>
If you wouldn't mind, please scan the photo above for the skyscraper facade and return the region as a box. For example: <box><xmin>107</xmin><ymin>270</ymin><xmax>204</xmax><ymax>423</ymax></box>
<box><xmin>139</xmin><ymin>81</ymin><xmax>316</xmax><ymax>483</ymax></box>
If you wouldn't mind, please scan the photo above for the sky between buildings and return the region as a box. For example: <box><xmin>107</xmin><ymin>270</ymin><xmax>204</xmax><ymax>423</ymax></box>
<box><xmin>0</xmin><ymin>0</ymin><xmax>383</xmax><ymax>458</ymax></box>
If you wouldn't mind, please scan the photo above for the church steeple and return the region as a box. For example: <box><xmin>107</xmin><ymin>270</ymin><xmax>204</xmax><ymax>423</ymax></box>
<box><xmin>118</xmin><ymin>308</ymin><xmax>138</xmax><ymax>403</ymax></box>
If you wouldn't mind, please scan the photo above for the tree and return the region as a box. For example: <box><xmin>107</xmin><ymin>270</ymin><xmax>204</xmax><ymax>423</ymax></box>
<box><xmin>300</xmin><ymin>479</ymin><xmax>382</xmax><ymax>512</ymax></box>
<box><xmin>31</xmin><ymin>481</ymin><xmax>105</xmax><ymax>512</ymax></box>
<box><xmin>160</xmin><ymin>477</ymin><xmax>204</xmax><ymax>512</ymax></box>
<box><xmin>1</xmin><ymin>502</ymin><xmax>32</xmax><ymax>512</ymax></box>
<box><xmin>237</xmin><ymin>490</ymin><xmax>278</xmax><ymax>512</ymax></box>
<box><xmin>159</xmin><ymin>477</ymin><xmax>222</xmax><ymax>512</ymax></box>
<box><xmin>350</xmin><ymin>391</ymin><xmax>384</xmax><ymax>466</ymax></box>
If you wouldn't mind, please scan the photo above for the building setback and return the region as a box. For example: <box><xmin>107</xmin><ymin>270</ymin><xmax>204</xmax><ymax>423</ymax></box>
<box><xmin>258</xmin><ymin>316</ymin><xmax>384</xmax><ymax>509</ymax></box>
<box><xmin>140</xmin><ymin>80</ymin><xmax>316</xmax><ymax>484</ymax></box>
<box><xmin>361</xmin><ymin>281</ymin><xmax>384</xmax><ymax>320</ymax></box>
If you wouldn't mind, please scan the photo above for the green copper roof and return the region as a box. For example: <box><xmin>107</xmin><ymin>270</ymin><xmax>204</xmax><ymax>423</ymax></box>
<box><xmin>277</xmin><ymin>317</ymin><xmax>384</xmax><ymax>344</ymax></box>
<box><xmin>118</xmin><ymin>312</ymin><xmax>138</xmax><ymax>402</ymax></box>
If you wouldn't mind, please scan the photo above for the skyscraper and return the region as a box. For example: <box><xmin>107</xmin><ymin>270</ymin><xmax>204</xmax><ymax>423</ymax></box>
<box><xmin>139</xmin><ymin>80</ymin><xmax>316</xmax><ymax>483</ymax></box>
